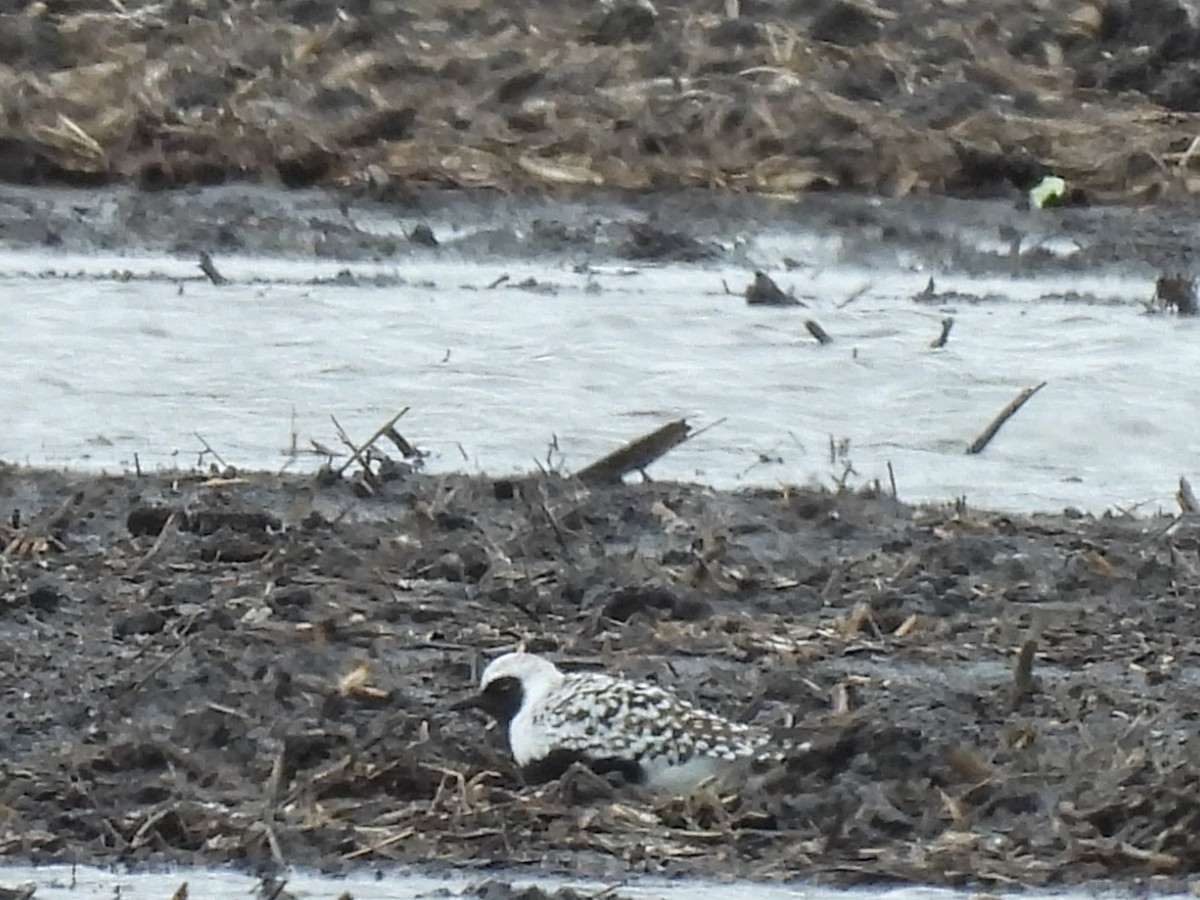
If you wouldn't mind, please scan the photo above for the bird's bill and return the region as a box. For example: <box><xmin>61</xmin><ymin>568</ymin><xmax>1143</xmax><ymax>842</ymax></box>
<box><xmin>449</xmin><ymin>692</ymin><xmax>485</xmax><ymax>712</ymax></box>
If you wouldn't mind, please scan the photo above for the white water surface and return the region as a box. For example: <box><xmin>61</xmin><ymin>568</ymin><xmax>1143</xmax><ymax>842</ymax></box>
<box><xmin>0</xmin><ymin>864</ymin><xmax>1176</xmax><ymax>900</ymax></box>
<box><xmin>2</xmin><ymin>247</ymin><xmax>1191</xmax><ymax>514</ymax></box>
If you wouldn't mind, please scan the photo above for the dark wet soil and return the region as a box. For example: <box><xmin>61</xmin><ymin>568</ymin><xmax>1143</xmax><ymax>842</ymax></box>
<box><xmin>3</xmin><ymin>461</ymin><xmax>1198</xmax><ymax>889</ymax></box>
<box><xmin>8</xmin><ymin>182</ymin><xmax>1200</xmax><ymax>280</ymax></box>
<box><xmin>6</xmin><ymin>0</ymin><xmax>1200</xmax><ymax>203</ymax></box>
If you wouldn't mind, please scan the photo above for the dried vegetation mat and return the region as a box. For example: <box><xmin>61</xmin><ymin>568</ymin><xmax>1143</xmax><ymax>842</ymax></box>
<box><xmin>6</xmin><ymin>0</ymin><xmax>1200</xmax><ymax>199</ymax></box>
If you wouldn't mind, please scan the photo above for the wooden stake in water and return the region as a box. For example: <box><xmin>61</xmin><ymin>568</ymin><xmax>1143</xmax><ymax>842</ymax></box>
<box><xmin>930</xmin><ymin>316</ymin><xmax>954</xmax><ymax>349</ymax></box>
<box><xmin>966</xmin><ymin>382</ymin><xmax>1046</xmax><ymax>455</ymax></box>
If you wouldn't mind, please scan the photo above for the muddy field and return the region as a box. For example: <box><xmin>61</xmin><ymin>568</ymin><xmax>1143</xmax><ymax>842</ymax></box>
<box><xmin>1</xmin><ymin>458</ymin><xmax>1197</xmax><ymax>888</ymax></box>
<box><xmin>5</xmin><ymin>0</ymin><xmax>1200</xmax><ymax>201</ymax></box>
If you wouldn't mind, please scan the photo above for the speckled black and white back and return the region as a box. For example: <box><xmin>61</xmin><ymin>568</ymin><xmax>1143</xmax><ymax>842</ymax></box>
<box><xmin>474</xmin><ymin>651</ymin><xmax>782</xmax><ymax>794</ymax></box>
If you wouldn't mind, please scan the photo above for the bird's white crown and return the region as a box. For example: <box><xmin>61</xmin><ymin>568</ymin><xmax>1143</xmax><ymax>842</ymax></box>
<box><xmin>479</xmin><ymin>651</ymin><xmax>565</xmax><ymax>706</ymax></box>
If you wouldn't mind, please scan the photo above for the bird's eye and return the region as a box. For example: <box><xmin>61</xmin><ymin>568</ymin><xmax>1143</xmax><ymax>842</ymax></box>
<box><xmin>479</xmin><ymin>675</ymin><xmax>525</xmax><ymax>722</ymax></box>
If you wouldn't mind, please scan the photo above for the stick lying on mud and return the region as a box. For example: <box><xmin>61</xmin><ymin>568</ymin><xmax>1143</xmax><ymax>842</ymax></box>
<box><xmin>576</xmin><ymin>419</ymin><xmax>692</xmax><ymax>486</ymax></box>
<box><xmin>128</xmin><ymin>511</ymin><xmax>179</xmax><ymax>576</ymax></box>
<box><xmin>1009</xmin><ymin>639</ymin><xmax>1037</xmax><ymax>711</ymax></box>
<box><xmin>966</xmin><ymin>382</ymin><xmax>1046</xmax><ymax>455</ymax></box>
<box><xmin>3</xmin><ymin>486</ymin><xmax>84</xmax><ymax>558</ymax></box>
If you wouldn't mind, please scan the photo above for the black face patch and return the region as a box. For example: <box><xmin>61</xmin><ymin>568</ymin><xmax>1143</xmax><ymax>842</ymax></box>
<box><xmin>476</xmin><ymin>675</ymin><xmax>525</xmax><ymax>726</ymax></box>
<box><xmin>522</xmin><ymin>749</ymin><xmax>645</xmax><ymax>786</ymax></box>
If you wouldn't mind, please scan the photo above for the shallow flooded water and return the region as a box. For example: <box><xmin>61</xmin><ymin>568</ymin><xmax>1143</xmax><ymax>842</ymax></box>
<box><xmin>0</xmin><ymin>864</ymin><xmax>1176</xmax><ymax>900</ymax></box>
<box><xmin>3</xmin><ymin>240</ymin><xmax>1186</xmax><ymax>514</ymax></box>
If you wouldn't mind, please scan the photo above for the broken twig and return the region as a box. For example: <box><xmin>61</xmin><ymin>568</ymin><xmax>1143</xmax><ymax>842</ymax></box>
<box><xmin>194</xmin><ymin>432</ymin><xmax>229</xmax><ymax>470</ymax></box>
<box><xmin>334</xmin><ymin>408</ymin><xmax>411</xmax><ymax>478</ymax></box>
<box><xmin>930</xmin><ymin>317</ymin><xmax>954</xmax><ymax>349</ymax></box>
<box><xmin>966</xmin><ymin>382</ymin><xmax>1046</xmax><ymax>455</ymax></box>
<box><xmin>129</xmin><ymin>511</ymin><xmax>179</xmax><ymax>576</ymax></box>
<box><xmin>576</xmin><ymin>419</ymin><xmax>692</xmax><ymax>486</ymax></box>
<box><xmin>198</xmin><ymin>251</ymin><xmax>230</xmax><ymax>285</ymax></box>
<box><xmin>836</xmin><ymin>281</ymin><xmax>872</xmax><ymax>309</ymax></box>
<box><xmin>384</xmin><ymin>426</ymin><xmax>421</xmax><ymax>459</ymax></box>
<box><xmin>1177</xmin><ymin>476</ymin><xmax>1198</xmax><ymax>514</ymax></box>
<box><xmin>1008</xmin><ymin>639</ymin><xmax>1037</xmax><ymax>711</ymax></box>
<box><xmin>805</xmin><ymin>319</ymin><xmax>832</xmax><ymax>345</ymax></box>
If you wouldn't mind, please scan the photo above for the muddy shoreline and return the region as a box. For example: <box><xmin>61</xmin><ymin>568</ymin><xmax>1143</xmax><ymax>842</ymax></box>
<box><xmin>5</xmin><ymin>183</ymin><xmax>1200</xmax><ymax>278</ymax></box>
<box><xmin>2</xmin><ymin>461</ymin><xmax>1196</xmax><ymax>889</ymax></box>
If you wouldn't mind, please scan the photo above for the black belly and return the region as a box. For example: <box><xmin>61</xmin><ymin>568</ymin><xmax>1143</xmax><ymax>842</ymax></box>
<box><xmin>521</xmin><ymin>749</ymin><xmax>645</xmax><ymax>786</ymax></box>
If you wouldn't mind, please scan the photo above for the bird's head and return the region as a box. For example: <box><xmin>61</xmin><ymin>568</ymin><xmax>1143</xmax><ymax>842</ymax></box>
<box><xmin>452</xmin><ymin>651</ymin><xmax>566</xmax><ymax>725</ymax></box>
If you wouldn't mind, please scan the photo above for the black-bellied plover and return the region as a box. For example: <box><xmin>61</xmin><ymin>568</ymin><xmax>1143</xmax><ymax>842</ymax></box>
<box><xmin>455</xmin><ymin>651</ymin><xmax>787</xmax><ymax>794</ymax></box>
